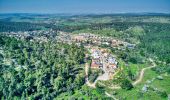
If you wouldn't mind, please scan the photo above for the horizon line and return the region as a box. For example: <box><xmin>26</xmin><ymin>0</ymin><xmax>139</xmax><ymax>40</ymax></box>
<box><xmin>0</xmin><ymin>12</ymin><xmax>170</xmax><ymax>15</ymax></box>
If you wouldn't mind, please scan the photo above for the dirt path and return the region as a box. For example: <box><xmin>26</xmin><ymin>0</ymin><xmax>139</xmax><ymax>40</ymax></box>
<box><xmin>105</xmin><ymin>92</ymin><xmax>118</xmax><ymax>100</ymax></box>
<box><xmin>85</xmin><ymin>58</ymin><xmax>156</xmax><ymax>89</ymax></box>
<box><xmin>85</xmin><ymin>63</ymin><xmax>89</xmax><ymax>76</ymax></box>
<box><xmin>85</xmin><ymin>57</ymin><xmax>156</xmax><ymax>99</ymax></box>
<box><xmin>109</xmin><ymin>58</ymin><xmax>156</xmax><ymax>89</ymax></box>
<box><xmin>132</xmin><ymin>58</ymin><xmax>156</xmax><ymax>86</ymax></box>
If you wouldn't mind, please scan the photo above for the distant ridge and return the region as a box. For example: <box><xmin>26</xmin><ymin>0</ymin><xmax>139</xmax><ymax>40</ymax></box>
<box><xmin>0</xmin><ymin>12</ymin><xmax>170</xmax><ymax>17</ymax></box>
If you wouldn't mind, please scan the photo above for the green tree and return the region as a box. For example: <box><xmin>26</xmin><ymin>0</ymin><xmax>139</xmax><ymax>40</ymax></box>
<box><xmin>120</xmin><ymin>79</ymin><xmax>133</xmax><ymax>90</ymax></box>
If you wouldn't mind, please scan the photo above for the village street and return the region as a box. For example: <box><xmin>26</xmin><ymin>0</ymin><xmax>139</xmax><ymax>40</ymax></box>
<box><xmin>84</xmin><ymin>53</ymin><xmax>111</xmax><ymax>88</ymax></box>
<box><xmin>93</xmin><ymin>54</ymin><xmax>110</xmax><ymax>84</ymax></box>
<box><xmin>85</xmin><ymin>46</ymin><xmax>118</xmax><ymax>87</ymax></box>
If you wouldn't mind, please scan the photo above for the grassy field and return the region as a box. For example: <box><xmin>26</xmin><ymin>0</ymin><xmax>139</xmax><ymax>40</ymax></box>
<box><xmin>113</xmin><ymin>69</ymin><xmax>170</xmax><ymax>100</ymax></box>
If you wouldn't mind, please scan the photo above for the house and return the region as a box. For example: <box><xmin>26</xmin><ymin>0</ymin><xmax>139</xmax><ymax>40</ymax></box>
<box><xmin>103</xmin><ymin>53</ymin><xmax>108</xmax><ymax>57</ymax></box>
<box><xmin>91</xmin><ymin>50</ymin><xmax>100</xmax><ymax>59</ymax></box>
<box><xmin>108</xmin><ymin>56</ymin><xmax>116</xmax><ymax>64</ymax></box>
<box><xmin>109</xmin><ymin>64</ymin><xmax>117</xmax><ymax>69</ymax></box>
<box><xmin>100</xmin><ymin>48</ymin><xmax>108</xmax><ymax>53</ymax></box>
<box><xmin>91</xmin><ymin>59</ymin><xmax>102</xmax><ymax>69</ymax></box>
<box><xmin>72</xmin><ymin>35</ymin><xmax>86</xmax><ymax>42</ymax></box>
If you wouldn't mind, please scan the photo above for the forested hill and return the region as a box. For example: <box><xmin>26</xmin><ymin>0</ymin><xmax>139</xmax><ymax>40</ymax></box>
<box><xmin>139</xmin><ymin>22</ymin><xmax>170</xmax><ymax>63</ymax></box>
<box><xmin>0</xmin><ymin>35</ymin><xmax>85</xmax><ymax>99</ymax></box>
<box><xmin>0</xmin><ymin>21</ymin><xmax>44</xmax><ymax>32</ymax></box>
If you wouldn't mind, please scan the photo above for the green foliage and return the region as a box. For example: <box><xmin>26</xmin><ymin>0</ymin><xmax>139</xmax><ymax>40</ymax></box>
<box><xmin>0</xmin><ymin>35</ymin><xmax>85</xmax><ymax>99</ymax></box>
<box><xmin>126</xmin><ymin>26</ymin><xmax>145</xmax><ymax>37</ymax></box>
<box><xmin>0</xmin><ymin>54</ymin><xmax>3</xmax><ymax>62</ymax></box>
<box><xmin>139</xmin><ymin>23</ymin><xmax>170</xmax><ymax>63</ymax></box>
<box><xmin>152</xmin><ymin>65</ymin><xmax>170</xmax><ymax>74</ymax></box>
<box><xmin>127</xmin><ymin>70</ymin><xmax>135</xmax><ymax>81</ymax></box>
<box><xmin>120</xmin><ymin>79</ymin><xmax>133</xmax><ymax>90</ymax></box>
<box><xmin>1</xmin><ymin>15</ymin><xmax>170</xmax><ymax>99</ymax></box>
<box><xmin>159</xmin><ymin>91</ymin><xmax>168</xmax><ymax>98</ymax></box>
<box><xmin>0</xmin><ymin>21</ymin><xmax>44</xmax><ymax>32</ymax></box>
<box><xmin>88</xmin><ymin>69</ymin><xmax>103</xmax><ymax>83</ymax></box>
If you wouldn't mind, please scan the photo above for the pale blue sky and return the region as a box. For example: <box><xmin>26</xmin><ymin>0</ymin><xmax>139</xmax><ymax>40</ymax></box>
<box><xmin>0</xmin><ymin>0</ymin><xmax>170</xmax><ymax>14</ymax></box>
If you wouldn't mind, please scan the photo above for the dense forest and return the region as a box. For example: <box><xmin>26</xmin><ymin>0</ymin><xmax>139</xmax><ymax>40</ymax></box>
<box><xmin>0</xmin><ymin>21</ymin><xmax>44</xmax><ymax>32</ymax></box>
<box><xmin>140</xmin><ymin>23</ymin><xmax>170</xmax><ymax>63</ymax></box>
<box><xmin>0</xmin><ymin>35</ymin><xmax>86</xmax><ymax>99</ymax></box>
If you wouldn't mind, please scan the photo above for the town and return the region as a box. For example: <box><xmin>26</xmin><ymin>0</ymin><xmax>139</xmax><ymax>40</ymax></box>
<box><xmin>2</xmin><ymin>30</ymin><xmax>128</xmax><ymax>84</ymax></box>
<box><xmin>2</xmin><ymin>30</ymin><xmax>135</xmax><ymax>73</ymax></box>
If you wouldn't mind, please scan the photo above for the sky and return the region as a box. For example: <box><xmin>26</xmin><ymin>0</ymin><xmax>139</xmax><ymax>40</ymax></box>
<box><xmin>0</xmin><ymin>0</ymin><xmax>170</xmax><ymax>14</ymax></box>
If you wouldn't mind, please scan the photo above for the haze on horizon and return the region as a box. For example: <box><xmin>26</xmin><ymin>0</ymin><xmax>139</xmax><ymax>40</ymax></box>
<box><xmin>0</xmin><ymin>0</ymin><xmax>170</xmax><ymax>14</ymax></box>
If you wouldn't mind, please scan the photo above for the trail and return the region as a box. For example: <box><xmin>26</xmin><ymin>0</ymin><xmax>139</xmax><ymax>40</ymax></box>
<box><xmin>132</xmin><ymin>58</ymin><xmax>156</xmax><ymax>86</ymax></box>
<box><xmin>85</xmin><ymin>58</ymin><xmax>156</xmax><ymax>88</ymax></box>
<box><xmin>105</xmin><ymin>92</ymin><xmax>118</xmax><ymax>100</ymax></box>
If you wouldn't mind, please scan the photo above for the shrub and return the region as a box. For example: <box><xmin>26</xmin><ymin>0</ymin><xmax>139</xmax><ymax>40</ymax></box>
<box><xmin>120</xmin><ymin>79</ymin><xmax>133</xmax><ymax>90</ymax></box>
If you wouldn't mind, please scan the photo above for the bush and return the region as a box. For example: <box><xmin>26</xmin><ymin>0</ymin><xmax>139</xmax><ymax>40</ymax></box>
<box><xmin>158</xmin><ymin>91</ymin><xmax>168</xmax><ymax>98</ymax></box>
<box><xmin>88</xmin><ymin>69</ymin><xmax>101</xmax><ymax>83</ymax></box>
<box><xmin>120</xmin><ymin>79</ymin><xmax>133</xmax><ymax>90</ymax></box>
<box><xmin>69</xmin><ymin>96</ymin><xmax>76</xmax><ymax>100</ymax></box>
<box><xmin>0</xmin><ymin>54</ymin><xmax>4</xmax><ymax>61</ymax></box>
<box><xmin>152</xmin><ymin>65</ymin><xmax>170</xmax><ymax>74</ymax></box>
<box><xmin>88</xmin><ymin>73</ymin><xmax>98</xmax><ymax>83</ymax></box>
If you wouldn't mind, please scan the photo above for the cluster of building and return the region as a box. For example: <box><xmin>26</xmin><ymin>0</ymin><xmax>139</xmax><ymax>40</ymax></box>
<box><xmin>88</xmin><ymin>47</ymin><xmax>118</xmax><ymax>76</ymax></box>
<box><xmin>71</xmin><ymin>33</ymin><xmax>125</xmax><ymax>47</ymax></box>
<box><xmin>4</xmin><ymin>30</ymin><xmax>124</xmax><ymax>81</ymax></box>
<box><xmin>3</xmin><ymin>30</ymin><xmax>135</xmax><ymax>50</ymax></box>
<box><xmin>55</xmin><ymin>31</ymin><xmax>72</xmax><ymax>44</ymax></box>
<box><xmin>90</xmin><ymin>48</ymin><xmax>103</xmax><ymax>69</ymax></box>
<box><xmin>56</xmin><ymin>32</ymin><xmax>135</xmax><ymax>50</ymax></box>
<box><xmin>3</xmin><ymin>29</ymin><xmax>56</xmax><ymax>43</ymax></box>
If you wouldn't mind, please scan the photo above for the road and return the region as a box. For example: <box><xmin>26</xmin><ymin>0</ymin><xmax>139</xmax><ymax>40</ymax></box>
<box><xmin>85</xmin><ymin>49</ymin><xmax>111</xmax><ymax>88</ymax></box>
<box><xmin>93</xmin><ymin>56</ymin><xmax>109</xmax><ymax>84</ymax></box>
